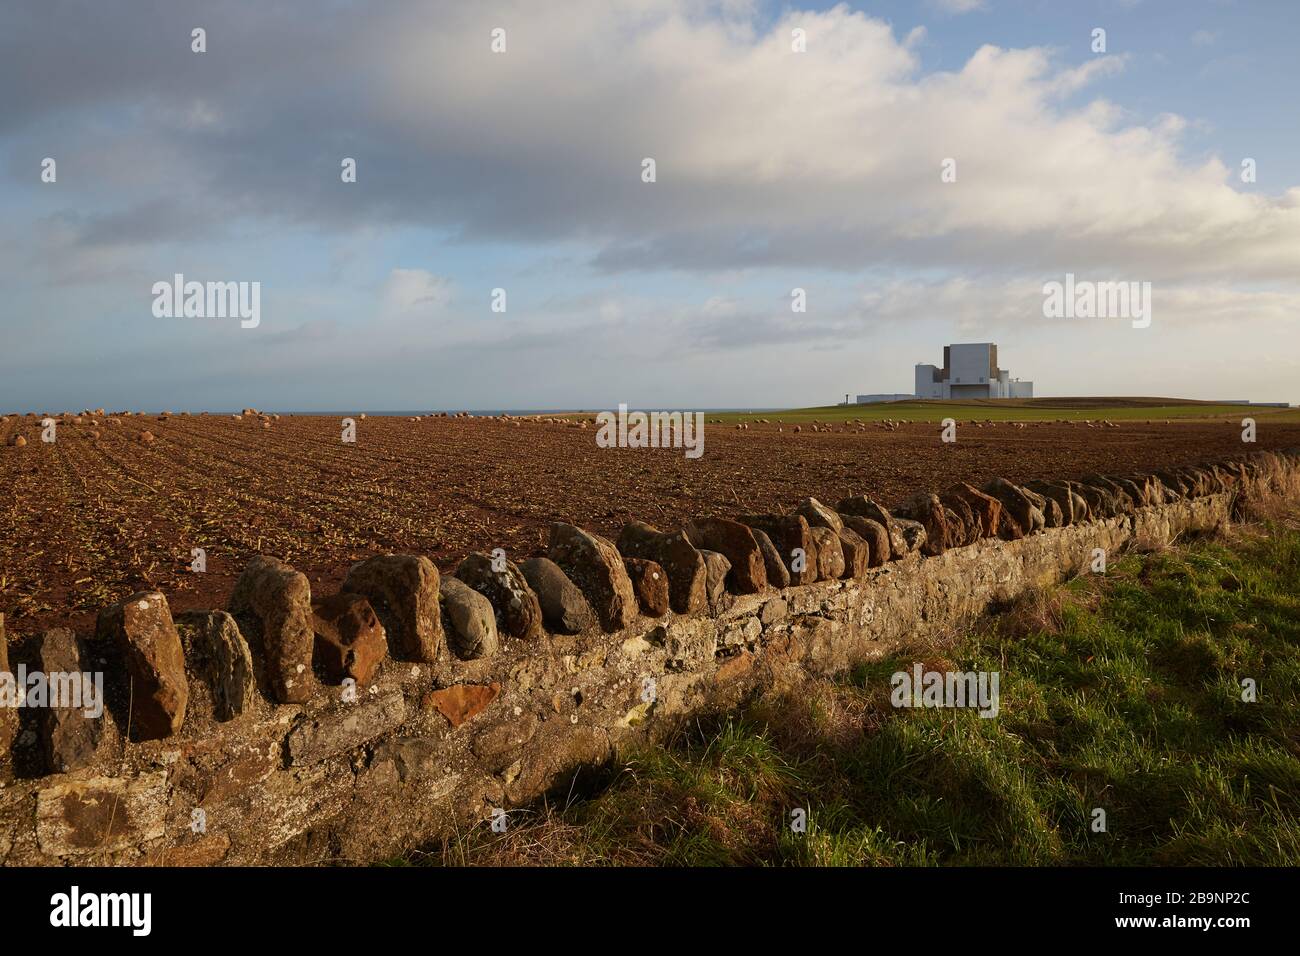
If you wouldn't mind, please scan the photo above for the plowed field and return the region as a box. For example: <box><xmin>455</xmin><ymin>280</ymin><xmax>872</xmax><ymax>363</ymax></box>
<box><xmin>3</xmin><ymin>411</ymin><xmax>1298</xmax><ymax>645</ymax></box>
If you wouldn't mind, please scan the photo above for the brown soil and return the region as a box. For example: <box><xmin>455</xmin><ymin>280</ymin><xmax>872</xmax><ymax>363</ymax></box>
<box><xmin>3</xmin><ymin>413</ymin><xmax>1297</xmax><ymax>646</ymax></box>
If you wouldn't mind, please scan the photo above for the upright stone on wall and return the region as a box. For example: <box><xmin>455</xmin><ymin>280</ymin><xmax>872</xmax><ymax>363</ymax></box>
<box><xmin>519</xmin><ymin>557</ymin><xmax>597</xmax><ymax>634</ymax></box>
<box><xmin>684</xmin><ymin>517</ymin><xmax>767</xmax><ymax>593</ymax></box>
<box><xmin>229</xmin><ymin>555</ymin><xmax>316</xmax><ymax>704</ymax></box>
<box><xmin>549</xmin><ymin>523</ymin><xmax>638</xmax><ymax>631</ymax></box>
<box><xmin>740</xmin><ymin>514</ymin><xmax>816</xmax><ymax>585</ymax></box>
<box><xmin>439</xmin><ymin>577</ymin><xmax>500</xmax><ymax>660</ymax></box>
<box><xmin>37</xmin><ymin>628</ymin><xmax>105</xmax><ymax>774</ymax></box>
<box><xmin>455</xmin><ymin>552</ymin><xmax>545</xmax><ymax>642</ymax></box>
<box><xmin>96</xmin><ymin>591</ymin><xmax>188</xmax><ymax>740</ymax></box>
<box><xmin>176</xmin><ymin>610</ymin><xmax>256</xmax><ymax>720</ymax></box>
<box><xmin>342</xmin><ymin>555</ymin><xmax>443</xmax><ymax>662</ymax></box>
<box><xmin>617</xmin><ymin>521</ymin><xmax>708</xmax><ymax>614</ymax></box>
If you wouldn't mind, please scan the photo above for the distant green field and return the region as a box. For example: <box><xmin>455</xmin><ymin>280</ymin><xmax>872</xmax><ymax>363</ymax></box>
<box><xmin>712</xmin><ymin>398</ymin><xmax>1299</xmax><ymax>424</ymax></box>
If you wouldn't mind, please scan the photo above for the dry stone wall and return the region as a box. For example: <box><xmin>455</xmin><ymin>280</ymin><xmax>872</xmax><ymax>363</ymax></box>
<box><xmin>1</xmin><ymin>449</ymin><xmax>1298</xmax><ymax>866</ymax></box>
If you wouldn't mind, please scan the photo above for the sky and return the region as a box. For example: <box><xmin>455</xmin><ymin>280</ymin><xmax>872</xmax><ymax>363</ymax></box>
<box><xmin>1</xmin><ymin>0</ymin><xmax>1298</xmax><ymax>411</ymax></box>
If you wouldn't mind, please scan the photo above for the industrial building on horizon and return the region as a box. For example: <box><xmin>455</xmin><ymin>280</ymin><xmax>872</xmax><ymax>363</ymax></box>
<box><xmin>856</xmin><ymin>342</ymin><xmax>1033</xmax><ymax>404</ymax></box>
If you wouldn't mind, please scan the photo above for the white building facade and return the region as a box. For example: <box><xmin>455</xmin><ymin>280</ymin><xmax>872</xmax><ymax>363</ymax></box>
<box><xmin>914</xmin><ymin>343</ymin><xmax>1033</xmax><ymax>400</ymax></box>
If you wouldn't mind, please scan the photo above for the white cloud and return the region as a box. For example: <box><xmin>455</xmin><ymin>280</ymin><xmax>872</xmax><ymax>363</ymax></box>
<box><xmin>929</xmin><ymin>0</ymin><xmax>986</xmax><ymax>14</ymax></box>
<box><xmin>381</xmin><ymin>268</ymin><xmax>453</xmax><ymax>314</ymax></box>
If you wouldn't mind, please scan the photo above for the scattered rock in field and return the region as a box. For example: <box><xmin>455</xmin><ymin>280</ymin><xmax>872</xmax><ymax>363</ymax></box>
<box><xmin>138</xmin><ymin>431</ymin><xmax>155</xmax><ymax>444</ymax></box>
<box><xmin>624</xmin><ymin>557</ymin><xmax>669</xmax><ymax>617</ymax></box>
<box><xmin>549</xmin><ymin>523</ymin><xmax>637</xmax><ymax>631</ymax></box>
<box><xmin>175</xmin><ymin>610</ymin><xmax>256</xmax><ymax>721</ymax></box>
<box><xmin>439</xmin><ymin>577</ymin><xmax>499</xmax><ymax>660</ymax></box>
<box><xmin>519</xmin><ymin>557</ymin><xmax>596</xmax><ymax>634</ymax></box>
<box><xmin>229</xmin><ymin>555</ymin><xmax>316</xmax><ymax>704</ymax></box>
<box><xmin>342</xmin><ymin>554</ymin><xmax>442</xmax><ymax>662</ymax></box>
<box><xmin>455</xmin><ymin>552</ymin><xmax>545</xmax><ymax>641</ymax></box>
<box><xmin>37</xmin><ymin>628</ymin><xmax>105</xmax><ymax>774</ymax></box>
<box><xmin>616</xmin><ymin>520</ymin><xmax>708</xmax><ymax>614</ymax></box>
<box><xmin>684</xmin><ymin>516</ymin><xmax>767</xmax><ymax>593</ymax></box>
<box><xmin>311</xmin><ymin>592</ymin><xmax>387</xmax><ymax>685</ymax></box>
<box><xmin>96</xmin><ymin>591</ymin><xmax>188</xmax><ymax>740</ymax></box>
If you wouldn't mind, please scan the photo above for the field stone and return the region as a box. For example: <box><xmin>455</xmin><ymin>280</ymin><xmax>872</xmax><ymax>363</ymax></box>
<box><xmin>938</xmin><ymin>495</ymin><xmax>978</xmax><ymax>547</ymax></box>
<box><xmin>37</xmin><ymin>628</ymin><xmax>104</xmax><ymax>774</ymax></box>
<box><xmin>893</xmin><ymin>518</ymin><xmax>927</xmax><ymax>554</ymax></box>
<box><xmin>759</xmin><ymin>597</ymin><xmax>788</xmax><ymax>627</ymax></box>
<box><xmin>684</xmin><ymin>516</ymin><xmax>767</xmax><ymax>593</ymax></box>
<box><xmin>456</xmin><ymin>552</ymin><xmax>545</xmax><ymax>641</ymax></box>
<box><xmin>841</xmin><ymin>515</ymin><xmax>890</xmax><ymax>568</ymax></box>
<box><xmin>699</xmin><ymin>550</ymin><xmax>732</xmax><ymax>611</ymax></box>
<box><xmin>838</xmin><ymin>496</ymin><xmax>907</xmax><ymax>560</ymax></box>
<box><xmin>548</xmin><ymin>523</ymin><xmax>637</xmax><ymax>631</ymax></box>
<box><xmin>519</xmin><ymin>558</ymin><xmax>595</xmax><ymax>634</ymax></box>
<box><xmin>1083</xmin><ymin>476</ymin><xmax>1136</xmax><ymax>514</ymax></box>
<box><xmin>342</xmin><ymin>555</ymin><xmax>442</xmax><ymax>663</ymax></box>
<box><xmin>623</xmin><ymin>557</ymin><xmax>669</xmax><ymax>617</ymax></box>
<box><xmin>982</xmin><ymin>479</ymin><xmax>1045</xmax><ymax>537</ymax></box>
<box><xmin>796</xmin><ymin>497</ymin><xmax>845</xmax><ymax>534</ymax></box>
<box><xmin>894</xmin><ymin>494</ymin><xmax>948</xmax><ymax>556</ymax></box>
<box><xmin>943</xmin><ymin>483</ymin><xmax>1003</xmax><ymax>539</ymax></box>
<box><xmin>175</xmin><ymin>610</ymin><xmax>256</xmax><ymax>721</ymax></box>
<box><xmin>229</xmin><ymin>555</ymin><xmax>316</xmax><ymax>703</ymax></box>
<box><xmin>809</xmin><ymin>526</ymin><xmax>846</xmax><ymax>580</ymax></box>
<box><xmin>96</xmin><ymin>591</ymin><xmax>188</xmax><ymax>740</ymax></box>
<box><xmin>36</xmin><ymin>772</ymin><xmax>167</xmax><ymax>857</ymax></box>
<box><xmin>438</xmin><ymin>577</ymin><xmax>499</xmax><ymax>660</ymax></box>
<box><xmin>311</xmin><ymin>592</ymin><xmax>387</xmax><ymax>685</ymax></box>
<box><xmin>287</xmin><ymin>690</ymin><xmax>405</xmax><ymax>766</ymax></box>
<box><xmin>616</xmin><ymin>521</ymin><xmax>708</xmax><ymax>614</ymax></box>
<box><xmin>739</xmin><ymin>514</ymin><xmax>816</xmax><ymax>585</ymax></box>
<box><xmin>1023</xmin><ymin>480</ymin><xmax>1076</xmax><ymax>525</ymax></box>
<box><xmin>1113</xmin><ymin>477</ymin><xmax>1150</xmax><ymax>509</ymax></box>
<box><xmin>749</xmin><ymin>527</ymin><xmax>790</xmax><ymax>589</ymax></box>
<box><xmin>426</xmin><ymin>682</ymin><xmax>500</xmax><ymax>728</ymax></box>
<box><xmin>834</xmin><ymin>525</ymin><xmax>871</xmax><ymax>578</ymax></box>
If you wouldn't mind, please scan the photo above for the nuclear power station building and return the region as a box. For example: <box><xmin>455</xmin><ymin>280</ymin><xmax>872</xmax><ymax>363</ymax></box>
<box><xmin>913</xmin><ymin>343</ymin><xmax>1033</xmax><ymax>400</ymax></box>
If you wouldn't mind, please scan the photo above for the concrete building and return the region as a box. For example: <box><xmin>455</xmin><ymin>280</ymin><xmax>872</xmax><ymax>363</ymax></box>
<box><xmin>854</xmin><ymin>393</ymin><xmax>916</xmax><ymax>404</ymax></box>
<box><xmin>914</xmin><ymin>343</ymin><xmax>1032</xmax><ymax>400</ymax></box>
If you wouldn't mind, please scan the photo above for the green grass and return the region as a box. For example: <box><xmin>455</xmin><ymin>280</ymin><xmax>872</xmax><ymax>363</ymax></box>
<box><xmin>708</xmin><ymin>398</ymin><xmax>1300</xmax><ymax>425</ymax></box>
<box><xmin>412</xmin><ymin>520</ymin><xmax>1300</xmax><ymax>866</ymax></box>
